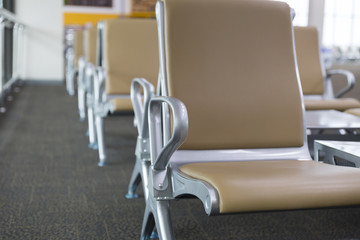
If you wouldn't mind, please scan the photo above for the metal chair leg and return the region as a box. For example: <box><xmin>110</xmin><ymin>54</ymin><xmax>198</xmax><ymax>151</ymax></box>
<box><xmin>141</xmin><ymin>204</ymin><xmax>156</xmax><ymax>240</ymax></box>
<box><xmin>78</xmin><ymin>87</ymin><xmax>86</xmax><ymax>121</ymax></box>
<box><xmin>126</xmin><ymin>161</ymin><xmax>141</xmax><ymax>199</ymax></box>
<box><xmin>66</xmin><ymin>70</ymin><xmax>75</xmax><ymax>96</ymax></box>
<box><xmin>141</xmin><ymin>199</ymin><xmax>175</xmax><ymax>240</ymax></box>
<box><xmin>87</xmin><ymin>107</ymin><xmax>97</xmax><ymax>150</ymax></box>
<box><xmin>95</xmin><ymin>115</ymin><xmax>106</xmax><ymax>166</ymax></box>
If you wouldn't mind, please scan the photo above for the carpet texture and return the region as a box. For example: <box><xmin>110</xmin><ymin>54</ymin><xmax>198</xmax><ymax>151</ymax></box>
<box><xmin>0</xmin><ymin>83</ymin><xmax>360</xmax><ymax>240</ymax></box>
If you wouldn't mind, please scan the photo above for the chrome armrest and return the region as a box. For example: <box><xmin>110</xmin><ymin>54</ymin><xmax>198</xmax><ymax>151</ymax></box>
<box><xmin>93</xmin><ymin>66</ymin><xmax>106</xmax><ymax>106</ymax></box>
<box><xmin>77</xmin><ymin>57</ymin><xmax>86</xmax><ymax>86</ymax></box>
<box><xmin>148</xmin><ymin>96</ymin><xmax>188</xmax><ymax>193</ymax></box>
<box><xmin>326</xmin><ymin>69</ymin><xmax>355</xmax><ymax>98</ymax></box>
<box><xmin>149</xmin><ymin>97</ymin><xmax>188</xmax><ymax>171</ymax></box>
<box><xmin>131</xmin><ymin>78</ymin><xmax>155</xmax><ymax>137</ymax></box>
<box><xmin>85</xmin><ymin>63</ymin><xmax>96</xmax><ymax>95</ymax></box>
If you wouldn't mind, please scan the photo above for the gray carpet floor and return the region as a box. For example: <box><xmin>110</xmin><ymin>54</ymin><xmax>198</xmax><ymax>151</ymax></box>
<box><xmin>0</xmin><ymin>83</ymin><xmax>360</xmax><ymax>240</ymax></box>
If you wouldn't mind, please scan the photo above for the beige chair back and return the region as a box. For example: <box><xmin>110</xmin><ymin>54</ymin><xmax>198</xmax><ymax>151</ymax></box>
<box><xmin>73</xmin><ymin>30</ymin><xmax>84</xmax><ymax>68</ymax></box>
<box><xmin>85</xmin><ymin>27</ymin><xmax>97</xmax><ymax>65</ymax></box>
<box><xmin>103</xmin><ymin>18</ymin><xmax>159</xmax><ymax>95</ymax></box>
<box><xmin>294</xmin><ymin>26</ymin><xmax>324</xmax><ymax>95</ymax></box>
<box><xmin>163</xmin><ymin>0</ymin><xmax>304</xmax><ymax>150</ymax></box>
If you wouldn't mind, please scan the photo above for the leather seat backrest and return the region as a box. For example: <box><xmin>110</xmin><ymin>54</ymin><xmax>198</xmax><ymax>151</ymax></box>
<box><xmin>85</xmin><ymin>26</ymin><xmax>97</xmax><ymax>65</ymax></box>
<box><xmin>163</xmin><ymin>0</ymin><xmax>304</xmax><ymax>149</ymax></box>
<box><xmin>74</xmin><ymin>30</ymin><xmax>84</xmax><ymax>68</ymax></box>
<box><xmin>103</xmin><ymin>18</ymin><xmax>159</xmax><ymax>95</ymax></box>
<box><xmin>294</xmin><ymin>26</ymin><xmax>324</xmax><ymax>95</ymax></box>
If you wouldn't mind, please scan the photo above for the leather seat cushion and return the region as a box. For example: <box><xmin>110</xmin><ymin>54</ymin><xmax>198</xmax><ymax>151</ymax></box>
<box><xmin>179</xmin><ymin>160</ymin><xmax>360</xmax><ymax>213</ymax></box>
<box><xmin>345</xmin><ymin>108</ymin><xmax>360</xmax><ymax>117</ymax></box>
<box><xmin>304</xmin><ymin>98</ymin><xmax>360</xmax><ymax>111</ymax></box>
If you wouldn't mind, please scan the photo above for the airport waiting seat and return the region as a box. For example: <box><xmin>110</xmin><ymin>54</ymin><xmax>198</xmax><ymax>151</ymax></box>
<box><xmin>66</xmin><ymin>29</ymin><xmax>83</xmax><ymax>96</ymax></box>
<box><xmin>294</xmin><ymin>26</ymin><xmax>360</xmax><ymax>111</ymax></box>
<box><xmin>141</xmin><ymin>1</ymin><xmax>360</xmax><ymax>239</ymax></box>
<box><xmin>76</xmin><ymin>25</ymin><xmax>98</xmax><ymax>122</ymax></box>
<box><xmin>93</xmin><ymin>18</ymin><xmax>159</xmax><ymax>166</ymax></box>
<box><xmin>81</xmin><ymin>26</ymin><xmax>101</xmax><ymax>149</ymax></box>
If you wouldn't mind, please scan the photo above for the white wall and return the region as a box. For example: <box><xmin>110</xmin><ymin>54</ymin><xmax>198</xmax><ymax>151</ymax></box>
<box><xmin>16</xmin><ymin>0</ymin><xmax>63</xmax><ymax>81</ymax></box>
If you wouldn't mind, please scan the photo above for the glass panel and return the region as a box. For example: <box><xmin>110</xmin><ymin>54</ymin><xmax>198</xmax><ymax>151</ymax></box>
<box><xmin>353</xmin><ymin>17</ymin><xmax>360</xmax><ymax>47</ymax></box>
<box><xmin>334</xmin><ymin>17</ymin><xmax>352</xmax><ymax>47</ymax></box>
<box><xmin>336</xmin><ymin>0</ymin><xmax>353</xmax><ymax>17</ymax></box>
<box><xmin>355</xmin><ymin>1</ymin><xmax>360</xmax><ymax>17</ymax></box>
<box><xmin>323</xmin><ymin>16</ymin><xmax>334</xmax><ymax>47</ymax></box>
<box><xmin>293</xmin><ymin>15</ymin><xmax>308</xmax><ymax>26</ymax></box>
<box><xmin>325</xmin><ymin>0</ymin><xmax>335</xmax><ymax>15</ymax></box>
<box><xmin>323</xmin><ymin>0</ymin><xmax>359</xmax><ymax>54</ymax></box>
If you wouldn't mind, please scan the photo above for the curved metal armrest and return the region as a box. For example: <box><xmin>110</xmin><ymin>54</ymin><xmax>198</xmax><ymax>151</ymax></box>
<box><xmin>131</xmin><ymin>78</ymin><xmax>155</xmax><ymax>137</ymax></box>
<box><xmin>78</xmin><ymin>57</ymin><xmax>86</xmax><ymax>70</ymax></box>
<box><xmin>148</xmin><ymin>96</ymin><xmax>188</xmax><ymax>171</ymax></box>
<box><xmin>93</xmin><ymin>66</ymin><xmax>106</xmax><ymax>105</ymax></box>
<box><xmin>65</xmin><ymin>47</ymin><xmax>74</xmax><ymax>61</ymax></box>
<box><xmin>77</xmin><ymin>57</ymin><xmax>86</xmax><ymax>85</ymax></box>
<box><xmin>85</xmin><ymin>63</ymin><xmax>96</xmax><ymax>93</ymax></box>
<box><xmin>327</xmin><ymin>69</ymin><xmax>355</xmax><ymax>98</ymax></box>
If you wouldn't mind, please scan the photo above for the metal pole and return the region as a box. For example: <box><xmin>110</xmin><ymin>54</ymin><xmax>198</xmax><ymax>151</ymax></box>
<box><xmin>0</xmin><ymin>17</ymin><xmax>6</xmax><ymax>112</ymax></box>
<box><xmin>12</xmin><ymin>23</ymin><xmax>18</xmax><ymax>81</ymax></box>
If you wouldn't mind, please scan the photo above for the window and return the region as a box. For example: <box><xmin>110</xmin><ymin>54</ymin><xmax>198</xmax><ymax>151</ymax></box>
<box><xmin>279</xmin><ymin>0</ymin><xmax>309</xmax><ymax>26</ymax></box>
<box><xmin>323</xmin><ymin>0</ymin><xmax>360</xmax><ymax>49</ymax></box>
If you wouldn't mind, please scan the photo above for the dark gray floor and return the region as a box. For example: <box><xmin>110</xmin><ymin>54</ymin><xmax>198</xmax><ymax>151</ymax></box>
<box><xmin>0</xmin><ymin>83</ymin><xmax>360</xmax><ymax>240</ymax></box>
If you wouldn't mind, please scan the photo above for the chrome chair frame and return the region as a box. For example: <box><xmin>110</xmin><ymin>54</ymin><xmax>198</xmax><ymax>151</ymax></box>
<box><xmin>126</xmin><ymin>78</ymin><xmax>155</xmax><ymax>199</ymax></box>
<box><xmin>77</xmin><ymin>26</ymin><xmax>94</xmax><ymax>122</ymax></box>
<box><xmin>85</xmin><ymin>62</ymin><xmax>100</xmax><ymax>150</ymax></box>
<box><xmin>77</xmin><ymin>56</ymin><xmax>86</xmax><ymax>121</ymax></box>
<box><xmin>141</xmin><ymin>2</ymin><xmax>313</xmax><ymax>239</ymax></box>
<box><xmin>304</xmin><ymin>69</ymin><xmax>356</xmax><ymax>100</ymax></box>
<box><xmin>66</xmin><ymin>30</ymin><xmax>80</xmax><ymax>97</ymax></box>
<box><xmin>65</xmin><ymin>41</ymin><xmax>76</xmax><ymax>97</ymax></box>
<box><xmin>325</xmin><ymin>69</ymin><xmax>355</xmax><ymax>98</ymax></box>
<box><xmin>92</xmin><ymin>19</ymin><xmax>159</xmax><ymax>167</ymax></box>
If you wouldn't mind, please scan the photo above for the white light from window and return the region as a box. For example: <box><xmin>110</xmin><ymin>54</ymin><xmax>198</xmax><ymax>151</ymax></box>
<box><xmin>278</xmin><ymin>0</ymin><xmax>309</xmax><ymax>26</ymax></box>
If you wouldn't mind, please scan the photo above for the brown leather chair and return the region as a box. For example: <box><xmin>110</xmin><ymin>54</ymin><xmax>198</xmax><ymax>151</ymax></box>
<box><xmin>141</xmin><ymin>1</ymin><xmax>360</xmax><ymax>239</ymax></box>
<box><xmin>93</xmin><ymin>18</ymin><xmax>159</xmax><ymax>166</ymax></box>
<box><xmin>294</xmin><ymin>26</ymin><xmax>360</xmax><ymax>111</ymax></box>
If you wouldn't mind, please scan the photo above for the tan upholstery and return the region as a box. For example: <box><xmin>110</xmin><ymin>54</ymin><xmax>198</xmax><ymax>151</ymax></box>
<box><xmin>85</xmin><ymin>27</ymin><xmax>98</xmax><ymax>65</ymax></box>
<box><xmin>103</xmin><ymin>18</ymin><xmax>159</xmax><ymax>95</ymax></box>
<box><xmin>164</xmin><ymin>0</ymin><xmax>304</xmax><ymax>149</ymax></box>
<box><xmin>345</xmin><ymin>108</ymin><xmax>360</xmax><ymax>117</ymax></box>
<box><xmin>110</xmin><ymin>98</ymin><xmax>133</xmax><ymax>112</ymax></box>
<box><xmin>180</xmin><ymin>160</ymin><xmax>360</xmax><ymax>213</ymax></box>
<box><xmin>305</xmin><ymin>98</ymin><xmax>360</xmax><ymax>111</ymax></box>
<box><xmin>294</xmin><ymin>26</ymin><xmax>324</xmax><ymax>95</ymax></box>
<box><xmin>74</xmin><ymin>30</ymin><xmax>84</xmax><ymax>68</ymax></box>
<box><xmin>295</xmin><ymin>26</ymin><xmax>360</xmax><ymax>111</ymax></box>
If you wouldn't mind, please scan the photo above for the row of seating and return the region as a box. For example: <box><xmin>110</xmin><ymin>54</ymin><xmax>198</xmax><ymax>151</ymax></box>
<box><xmin>295</xmin><ymin>26</ymin><xmax>360</xmax><ymax>111</ymax></box>
<box><xmin>65</xmin><ymin>20</ymin><xmax>360</xmax><ymax>166</ymax></box>
<box><xmin>64</xmin><ymin>0</ymin><xmax>360</xmax><ymax>238</ymax></box>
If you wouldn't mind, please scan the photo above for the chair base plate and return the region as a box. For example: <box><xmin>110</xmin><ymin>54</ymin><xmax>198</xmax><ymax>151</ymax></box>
<box><xmin>125</xmin><ymin>193</ymin><xmax>139</xmax><ymax>199</ymax></box>
<box><xmin>98</xmin><ymin>161</ymin><xmax>107</xmax><ymax>167</ymax></box>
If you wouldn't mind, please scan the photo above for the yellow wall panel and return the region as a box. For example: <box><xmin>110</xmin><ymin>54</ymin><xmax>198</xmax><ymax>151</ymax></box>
<box><xmin>64</xmin><ymin>13</ymin><xmax>120</xmax><ymax>26</ymax></box>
